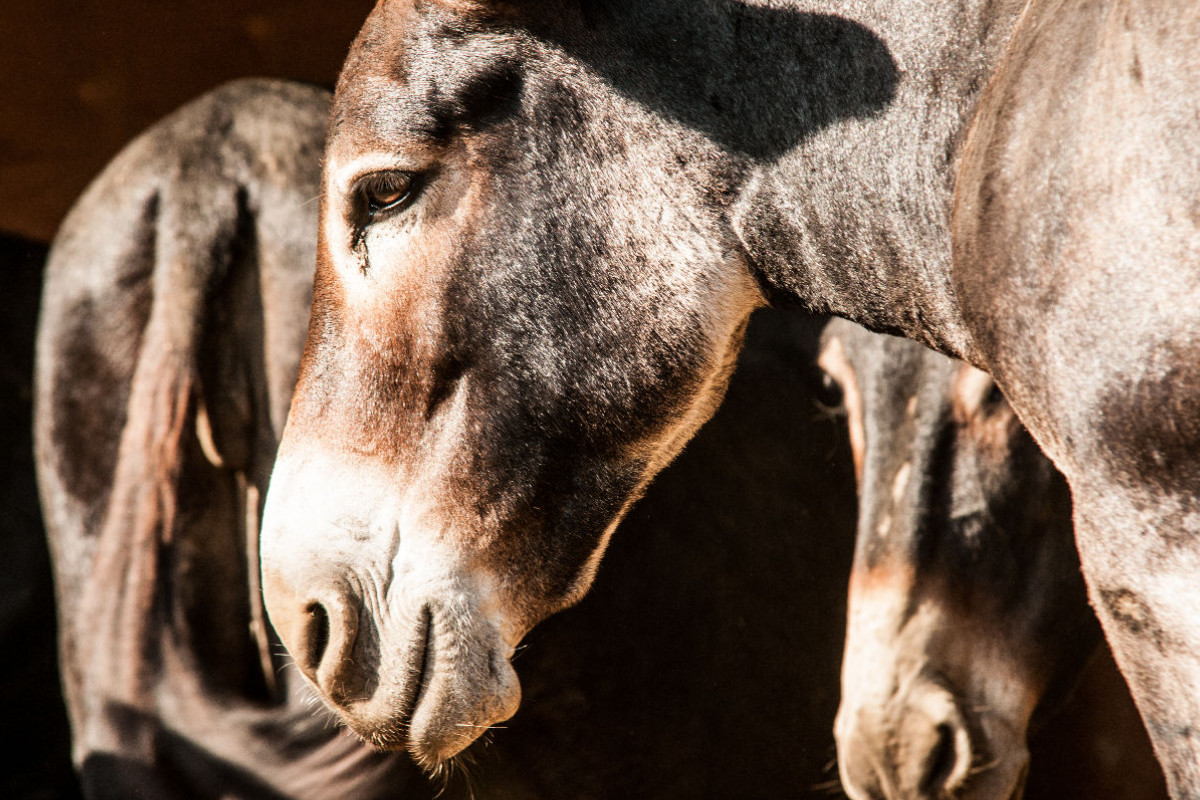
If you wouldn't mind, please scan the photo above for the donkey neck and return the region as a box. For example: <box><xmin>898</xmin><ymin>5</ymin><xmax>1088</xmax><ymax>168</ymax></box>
<box><xmin>718</xmin><ymin>0</ymin><xmax>1025</xmax><ymax>360</ymax></box>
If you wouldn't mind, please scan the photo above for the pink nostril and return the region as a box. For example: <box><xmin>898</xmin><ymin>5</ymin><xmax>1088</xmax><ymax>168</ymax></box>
<box><xmin>263</xmin><ymin>572</ymin><xmax>364</xmax><ymax>701</ymax></box>
<box><xmin>919</xmin><ymin>721</ymin><xmax>966</xmax><ymax>795</ymax></box>
<box><xmin>894</xmin><ymin>704</ymin><xmax>975</xmax><ymax>798</ymax></box>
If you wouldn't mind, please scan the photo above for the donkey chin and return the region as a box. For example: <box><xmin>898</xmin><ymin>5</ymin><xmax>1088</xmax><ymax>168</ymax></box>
<box><xmin>262</xmin><ymin>564</ymin><xmax>523</xmax><ymax>768</ymax></box>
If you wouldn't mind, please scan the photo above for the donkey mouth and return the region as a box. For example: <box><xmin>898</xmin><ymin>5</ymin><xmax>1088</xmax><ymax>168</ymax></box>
<box><xmin>336</xmin><ymin>600</ymin><xmax>523</xmax><ymax>767</ymax></box>
<box><xmin>343</xmin><ymin>606</ymin><xmax>433</xmax><ymax>753</ymax></box>
<box><xmin>396</xmin><ymin>606</ymin><xmax>435</xmax><ymax>749</ymax></box>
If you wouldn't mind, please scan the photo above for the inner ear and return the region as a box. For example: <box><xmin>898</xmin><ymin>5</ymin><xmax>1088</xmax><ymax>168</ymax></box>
<box><xmin>195</xmin><ymin>252</ymin><xmax>264</xmax><ymax>475</ymax></box>
<box><xmin>196</xmin><ymin>364</ymin><xmax>255</xmax><ymax>474</ymax></box>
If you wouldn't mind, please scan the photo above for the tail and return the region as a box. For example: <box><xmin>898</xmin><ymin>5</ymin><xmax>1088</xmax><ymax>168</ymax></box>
<box><xmin>80</xmin><ymin>179</ymin><xmax>245</xmax><ymax>714</ymax></box>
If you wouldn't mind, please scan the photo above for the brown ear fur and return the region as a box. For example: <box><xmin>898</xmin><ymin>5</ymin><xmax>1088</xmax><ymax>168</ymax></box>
<box><xmin>80</xmin><ymin>182</ymin><xmax>242</xmax><ymax>710</ymax></box>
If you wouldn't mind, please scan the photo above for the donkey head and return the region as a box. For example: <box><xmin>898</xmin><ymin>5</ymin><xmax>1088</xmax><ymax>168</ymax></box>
<box><xmin>819</xmin><ymin>319</ymin><xmax>1098</xmax><ymax>800</ymax></box>
<box><xmin>259</xmin><ymin>0</ymin><xmax>767</xmax><ymax>766</ymax></box>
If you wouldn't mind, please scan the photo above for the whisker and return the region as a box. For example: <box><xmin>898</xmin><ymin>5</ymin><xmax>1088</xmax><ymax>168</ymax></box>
<box><xmin>811</xmin><ymin>778</ymin><xmax>848</xmax><ymax>797</ymax></box>
<box><xmin>969</xmin><ymin>758</ymin><xmax>999</xmax><ymax>776</ymax></box>
<box><xmin>813</xmin><ymin>747</ymin><xmax>848</xmax><ymax>796</ymax></box>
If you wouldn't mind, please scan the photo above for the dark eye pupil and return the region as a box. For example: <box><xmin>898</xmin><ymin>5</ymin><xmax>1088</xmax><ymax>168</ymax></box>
<box><xmin>818</xmin><ymin>371</ymin><xmax>845</xmax><ymax>410</ymax></box>
<box><xmin>369</xmin><ymin>189</ymin><xmax>404</xmax><ymax>211</ymax></box>
<box><xmin>361</xmin><ymin>172</ymin><xmax>414</xmax><ymax>215</ymax></box>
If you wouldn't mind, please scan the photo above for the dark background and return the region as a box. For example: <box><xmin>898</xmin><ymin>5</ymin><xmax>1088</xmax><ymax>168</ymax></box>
<box><xmin>1</xmin><ymin>0</ymin><xmax>376</xmax><ymax>243</ymax></box>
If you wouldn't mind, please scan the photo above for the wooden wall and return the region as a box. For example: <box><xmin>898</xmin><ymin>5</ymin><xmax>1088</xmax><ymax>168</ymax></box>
<box><xmin>1</xmin><ymin>0</ymin><xmax>375</xmax><ymax>242</ymax></box>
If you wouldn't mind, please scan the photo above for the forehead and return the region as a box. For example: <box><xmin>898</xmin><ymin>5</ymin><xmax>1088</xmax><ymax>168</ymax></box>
<box><xmin>824</xmin><ymin>321</ymin><xmax>967</xmax><ymax>414</ymax></box>
<box><xmin>330</xmin><ymin>2</ymin><xmax>532</xmax><ymax>153</ymax></box>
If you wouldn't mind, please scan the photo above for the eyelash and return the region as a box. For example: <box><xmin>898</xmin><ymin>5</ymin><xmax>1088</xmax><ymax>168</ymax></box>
<box><xmin>355</xmin><ymin>170</ymin><xmax>420</xmax><ymax>222</ymax></box>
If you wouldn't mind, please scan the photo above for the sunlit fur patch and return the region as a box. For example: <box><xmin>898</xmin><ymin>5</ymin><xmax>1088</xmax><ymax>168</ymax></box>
<box><xmin>261</xmin><ymin>438</ymin><xmax>526</xmax><ymax>767</ymax></box>
<box><xmin>839</xmin><ymin>563</ymin><xmax>916</xmax><ymax>708</ymax></box>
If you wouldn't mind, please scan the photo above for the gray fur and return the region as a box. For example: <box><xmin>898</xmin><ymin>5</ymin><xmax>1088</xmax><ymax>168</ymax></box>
<box><xmin>270</xmin><ymin>0</ymin><xmax>1200</xmax><ymax>792</ymax></box>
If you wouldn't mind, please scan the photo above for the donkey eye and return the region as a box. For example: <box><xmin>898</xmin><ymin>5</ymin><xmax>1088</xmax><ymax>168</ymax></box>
<box><xmin>356</xmin><ymin>171</ymin><xmax>418</xmax><ymax>218</ymax></box>
<box><xmin>816</xmin><ymin>370</ymin><xmax>845</xmax><ymax>412</ymax></box>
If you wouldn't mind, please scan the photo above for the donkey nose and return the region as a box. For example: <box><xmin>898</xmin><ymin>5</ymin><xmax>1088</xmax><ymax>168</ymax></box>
<box><xmin>837</xmin><ymin>686</ymin><xmax>974</xmax><ymax>799</ymax></box>
<box><xmin>894</xmin><ymin>707</ymin><xmax>972</xmax><ymax>797</ymax></box>
<box><xmin>263</xmin><ymin>572</ymin><xmax>362</xmax><ymax>703</ymax></box>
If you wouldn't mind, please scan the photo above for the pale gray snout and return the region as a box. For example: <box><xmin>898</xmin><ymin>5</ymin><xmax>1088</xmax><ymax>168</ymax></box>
<box><xmin>837</xmin><ymin>680</ymin><xmax>978</xmax><ymax>800</ymax></box>
<box><xmin>263</xmin><ymin>570</ymin><xmax>371</xmax><ymax>706</ymax></box>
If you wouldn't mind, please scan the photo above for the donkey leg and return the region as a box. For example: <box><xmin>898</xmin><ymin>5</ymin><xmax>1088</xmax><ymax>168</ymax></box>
<box><xmin>1072</xmin><ymin>481</ymin><xmax>1200</xmax><ymax>798</ymax></box>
